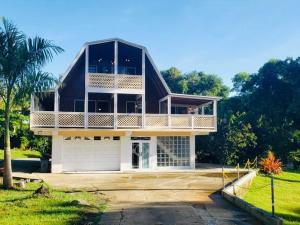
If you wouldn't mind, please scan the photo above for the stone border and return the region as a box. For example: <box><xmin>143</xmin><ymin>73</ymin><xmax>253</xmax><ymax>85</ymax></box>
<box><xmin>222</xmin><ymin>171</ymin><xmax>283</xmax><ymax>225</ymax></box>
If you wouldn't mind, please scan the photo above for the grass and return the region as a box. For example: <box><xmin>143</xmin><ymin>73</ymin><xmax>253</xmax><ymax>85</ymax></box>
<box><xmin>0</xmin><ymin>182</ymin><xmax>106</xmax><ymax>225</ymax></box>
<box><xmin>0</xmin><ymin>149</ymin><xmax>41</xmax><ymax>160</ymax></box>
<box><xmin>243</xmin><ymin>170</ymin><xmax>300</xmax><ymax>225</ymax></box>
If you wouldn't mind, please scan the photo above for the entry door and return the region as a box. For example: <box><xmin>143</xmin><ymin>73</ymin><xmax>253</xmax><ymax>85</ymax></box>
<box><xmin>132</xmin><ymin>141</ymin><xmax>150</xmax><ymax>169</ymax></box>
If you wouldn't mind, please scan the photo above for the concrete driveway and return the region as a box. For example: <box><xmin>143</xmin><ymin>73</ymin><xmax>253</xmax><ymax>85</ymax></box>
<box><xmin>13</xmin><ymin>170</ymin><xmax>262</xmax><ymax>225</ymax></box>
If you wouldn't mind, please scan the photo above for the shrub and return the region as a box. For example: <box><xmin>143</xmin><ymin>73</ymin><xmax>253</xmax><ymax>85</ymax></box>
<box><xmin>20</xmin><ymin>136</ymin><xmax>29</xmax><ymax>150</ymax></box>
<box><xmin>288</xmin><ymin>149</ymin><xmax>300</xmax><ymax>169</ymax></box>
<box><xmin>259</xmin><ymin>151</ymin><xmax>282</xmax><ymax>175</ymax></box>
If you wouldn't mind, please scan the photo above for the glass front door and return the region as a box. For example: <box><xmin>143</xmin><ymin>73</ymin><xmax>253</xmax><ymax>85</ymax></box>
<box><xmin>132</xmin><ymin>141</ymin><xmax>150</xmax><ymax>169</ymax></box>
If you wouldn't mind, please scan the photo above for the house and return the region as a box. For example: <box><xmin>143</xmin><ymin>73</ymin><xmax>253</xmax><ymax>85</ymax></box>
<box><xmin>30</xmin><ymin>38</ymin><xmax>220</xmax><ymax>173</ymax></box>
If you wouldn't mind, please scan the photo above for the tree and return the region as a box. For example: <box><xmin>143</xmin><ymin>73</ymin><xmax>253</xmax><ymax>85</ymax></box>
<box><xmin>0</xmin><ymin>18</ymin><xmax>63</xmax><ymax>189</ymax></box>
<box><xmin>184</xmin><ymin>72</ymin><xmax>229</xmax><ymax>98</ymax></box>
<box><xmin>231</xmin><ymin>72</ymin><xmax>250</xmax><ymax>94</ymax></box>
<box><xmin>161</xmin><ymin>67</ymin><xmax>183</xmax><ymax>93</ymax></box>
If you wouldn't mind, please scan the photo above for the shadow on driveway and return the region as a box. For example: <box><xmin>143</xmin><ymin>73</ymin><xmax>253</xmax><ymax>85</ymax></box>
<box><xmin>0</xmin><ymin>158</ymin><xmax>40</xmax><ymax>173</ymax></box>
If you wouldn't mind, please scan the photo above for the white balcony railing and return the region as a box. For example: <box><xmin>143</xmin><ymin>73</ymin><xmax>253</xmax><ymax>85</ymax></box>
<box><xmin>30</xmin><ymin>112</ymin><xmax>216</xmax><ymax>130</ymax></box>
<box><xmin>88</xmin><ymin>73</ymin><xmax>143</xmax><ymax>90</ymax></box>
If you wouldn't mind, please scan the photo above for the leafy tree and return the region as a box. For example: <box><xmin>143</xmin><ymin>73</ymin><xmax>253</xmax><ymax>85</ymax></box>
<box><xmin>232</xmin><ymin>72</ymin><xmax>250</xmax><ymax>94</ymax></box>
<box><xmin>0</xmin><ymin>18</ymin><xmax>63</xmax><ymax>189</ymax></box>
<box><xmin>161</xmin><ymin>67</ymin><xmax>183</xmax><ymax>93</ymax></box>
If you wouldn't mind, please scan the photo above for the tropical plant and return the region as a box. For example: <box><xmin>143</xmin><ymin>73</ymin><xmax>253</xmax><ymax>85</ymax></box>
<box><xmin>288</xmin><ymin>149</ymin><xmax>300</xmax><ymax>169</ymax></box>
<box><xmin>259</xmin><ymin>151</ymin><xmax>282</xmax><ymax>175</ymax></box>
<box><xmin>0</xmin><ymin>18</ymin><xmax>63</xmax><ymax>189</ymax></box>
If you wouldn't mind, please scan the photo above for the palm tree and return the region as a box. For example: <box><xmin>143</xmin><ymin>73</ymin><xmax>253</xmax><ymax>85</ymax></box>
<box><xmin>0</xmin><ymin>18</ymin><xmax>64</xmax><ymax>189</ymax></box>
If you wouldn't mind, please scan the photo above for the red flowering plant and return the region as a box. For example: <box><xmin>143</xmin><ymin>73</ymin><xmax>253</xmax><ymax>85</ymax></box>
<box><xmin>259</xmin><ymin>151</ymin><xmax>282</xmax><ymax>175</ymax></box>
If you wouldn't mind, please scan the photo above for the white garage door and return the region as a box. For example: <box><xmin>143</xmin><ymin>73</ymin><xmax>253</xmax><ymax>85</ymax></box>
<box><xmin>62</xmin><ymin>137</ymin><xmax>120</xmax><ymax>172</ymax></box>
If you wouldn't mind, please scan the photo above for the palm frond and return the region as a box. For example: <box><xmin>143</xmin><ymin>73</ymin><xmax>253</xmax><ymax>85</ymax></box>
<box><xmin>26</xmin><ymin>36</ymin><xmax>64</xmax><ymax>67</ymax></box>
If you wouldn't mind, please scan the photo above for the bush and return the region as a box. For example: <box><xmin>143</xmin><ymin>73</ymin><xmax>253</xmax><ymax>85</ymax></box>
<box><xmin>288</xmin><ymin>149</ymin><xmax>300</xmax><ymax>169</ymax></box>
<box><xmin>259</xmin><ymin>151</ymin><xmax>282</xmax><ymax>175</ymax></box>
<box><xmin>20</xmin><ymin>136</ymin><xmax>29</xmax><ymax>150</ymax></box>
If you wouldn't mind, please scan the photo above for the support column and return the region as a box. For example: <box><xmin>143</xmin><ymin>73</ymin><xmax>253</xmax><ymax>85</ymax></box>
<box><xmin>114</xmin><ymin>41</ymin><xmax>118</xmax><ymax>89</ymax></box>
<box><xmin>213</xmin><ymin>100</ymin><xmax>217</xmax><ymax>131</ymax></box>
<box><xmin>114</xmin><ymin>93</ymin><xmax>118</xmax><ymax>129</ymax></box>
<box><xmin>51</xmin><ymin>135</ymin><xmax>63</xmax><ymax>173</ymax></box>
<box><xmin>120</xmin><ymin>136</ymin><xmax>131</xmax><ymax>171</ymax></box>
<box><xmin>84</xmin><ymin>45</ymin><xmax>89</xmax><ymax>128</ymax></box>
<box><xmin>190</xmin><ymin>135</ymin><xmax>196</xmax><ymax>169</ymax></box>
<box><xmin>150</xmin><ymin>136</ymin><xmax>157</xmax><ymax>170</ymax></box>
<box><xmin>142</xmin><ymin>49</ymin><xmax>145</xmax><ymax>128</ymax></box>
<box><xmin>54</xmin><ymin>90</ymin><xmax>59</xmax><ymax>128</ymax></box>
<box><xmin>167</xmin><ymin>96</ymin><xmax>171</xmax><ymax>127</ymax></box>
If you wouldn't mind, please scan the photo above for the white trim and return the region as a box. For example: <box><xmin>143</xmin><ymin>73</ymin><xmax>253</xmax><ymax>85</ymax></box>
<box><xmin>159</xmin><ymin>95</ymin><xmax>169</xmax><ymax>103</ymax></box>
<box><xmin>86</xmin><ymin>87</ymin><xmax>144</xmax><ymax>95</ymax></box>
<box><xmin>170</xmin><ymin>93</ymin><xmax>221</xmax><ymax>101</ymax></box>
<box><xmin>86</xmin><ymin>38</ymin><xmax>146</xmax><ymax>51</ymax></box>
<box><xmin>114</xmin><ymin>41</ymin><xmax>118</xmax><ymax>74</ymax></box>
<box><xmin>167</xmin><ymin>96</ymin><xmax>171</xmax><ymax>127</ymax></box>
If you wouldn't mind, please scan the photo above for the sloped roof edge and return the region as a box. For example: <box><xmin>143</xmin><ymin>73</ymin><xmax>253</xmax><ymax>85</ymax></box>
<box><xmin>55</xmin><ymin>38</ymin><xmax>171</xmax><ymax>94</ymax></box>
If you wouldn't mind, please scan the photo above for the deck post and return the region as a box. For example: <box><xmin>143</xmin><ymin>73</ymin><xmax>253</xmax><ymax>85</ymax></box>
<box><xmin>54</xmin><ymin>90</ymin><xmax>59</xmax><ymax>128</ymax></box>
<box><xmin>114</xmin><ymin>93</ymin><xmax>118</xmax><ymax>129</ymax></box>
<box><xmin>142</xmin><ymin>49</ymin><xmax>145</xmax><ymax>128</ymax></box>
<box><xmin>84</xmin><ymin>45</ymin><xmax>89</xmax><ymax>128</ymax></box>
<box><xmin>213</xmin><ymin>100</ymin><xmax>217</xmax><ymax>131</ymax></box>
<box><xmin>167</xmin><ymin>96</ymin><xmax>171</xmax><ymax>127</ymax></box>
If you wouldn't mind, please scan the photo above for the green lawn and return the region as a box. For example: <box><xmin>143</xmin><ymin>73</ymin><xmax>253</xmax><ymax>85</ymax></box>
<box><xmin>0</xmin><ymin>149</ymin><xmax>41</xmax><ymax>160</ymax></box>
<box><xmin>243</xmin><ymin>170</ymin><xmax>300</xmax><ymax>225</ymax></box>
<box><xmin>0</xmin><ymin>182</ymin><xmax>106</xmax><ymax>225</ymax></box>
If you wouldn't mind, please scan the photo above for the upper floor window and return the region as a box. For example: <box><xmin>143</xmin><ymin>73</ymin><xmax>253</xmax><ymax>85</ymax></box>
<box><xmin>88</xmin><ymin>42</ymin><xmax>114</xmax><ymax>74</ymax></box>
<box><xmin>118</xmin><ymin>42</ymin><xmax>142</xmax><ymax>75</ymax></box>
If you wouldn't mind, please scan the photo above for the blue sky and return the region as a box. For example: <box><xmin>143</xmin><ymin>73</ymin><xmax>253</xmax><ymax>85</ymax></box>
<box><xmin>2</xmin><ymin>0</ymin><xmax>300</xmax><ymax>87</ymax></box>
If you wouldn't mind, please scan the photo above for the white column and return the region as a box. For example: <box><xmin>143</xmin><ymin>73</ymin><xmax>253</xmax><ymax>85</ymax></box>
<box><xmin>114</xmin><ymin>93</ymin><xmax>118</xmax><ymax>129</ymax></box>
<box><xmin>213</xmin><ymin>100</ymin><xmax>217</xmax><ymax>131</ymax></box>
<box><xmin>51</xmin><ymin>135</ymin><xmax>63</xmax><ymax>173</ymax></box>
<box><xmin>84</xmin><ymin>45</ymin><xmax>89</xmax><ymax>128</ymax></box>
<box><xmin>114</xmin><ymin>41</ymin><xmax>118</xmax><ymax>74</ymax></box>
<box><xmin>114</xmin><ymin>41</ymin><xmax>118</xmax><ymax>89</ymax></box>
<box><xmin>120</xmin><ymin>136</ymin><xmax>131</xmax><ymax>171</ymax></box>
<box><xmin>54</xmin><ymin>90</ymin><xmax>59</xmax><ymax>128</ymax></box>
<box><xmin>190</xmin><ymin>135</ymin><xmax>196</xmax><ymax>169</ymax></box>
<box><xmin>150</xmin><ymin>136</ymin><xmax>157</xmax><ymax>170</ymax></box>
<box><xmin>142</xmin><ymin>49</ymin><xmax>146</xmax><ymax>128</ymax></box>
<box><xmin>167</xmin><ymin>96</ymin><xmax>171</xmax><ymax>127</ymax></box>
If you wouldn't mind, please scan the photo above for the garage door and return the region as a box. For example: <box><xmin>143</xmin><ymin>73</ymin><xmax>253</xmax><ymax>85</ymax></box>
<box><xmin>62</xmin><ymin>137</ymin><xmax>120</xmax><ymax>172</ymax></box>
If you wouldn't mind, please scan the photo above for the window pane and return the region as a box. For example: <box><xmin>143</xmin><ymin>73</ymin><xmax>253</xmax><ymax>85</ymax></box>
<box><xmin>157</xmin><ymin>136</ymin><xmax>190</xmax><ymax>167</ymax></box>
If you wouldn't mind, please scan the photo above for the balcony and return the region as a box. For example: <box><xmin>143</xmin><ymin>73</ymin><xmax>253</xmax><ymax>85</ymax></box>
<box><xmin>30</xmin><ymin>112</ymin><xmax>216</xmax><ymax>130</ymax></box>
<box><xmin>87</xmin><ymin>73</ymin><xmax>143</xmax><ymax>93</ymax></box>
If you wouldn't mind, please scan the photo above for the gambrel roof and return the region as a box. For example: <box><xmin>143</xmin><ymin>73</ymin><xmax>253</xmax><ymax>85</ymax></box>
<box><xmin>56</xmin><ymin>38</ymin><xmax>171</xmax><ymax>94</ymax></box>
